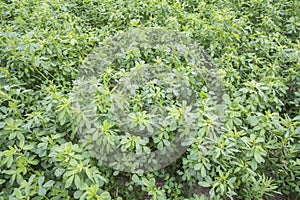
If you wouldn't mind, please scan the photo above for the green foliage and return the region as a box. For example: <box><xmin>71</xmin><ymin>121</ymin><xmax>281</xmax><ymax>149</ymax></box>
<box><xmin>0</xmin><ymin>0</ymin><xmax>299</xmax><ymax>199</ymax></box>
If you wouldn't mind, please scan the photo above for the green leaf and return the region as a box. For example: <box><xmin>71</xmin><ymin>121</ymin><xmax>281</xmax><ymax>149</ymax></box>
<box><xmin>43</xmin><ymin>180</ymin><xmax>55</xmax><ymax>188</ymax></box>
<box><xmin>250</xmin><ymin>159</ymin><xmax>258</xmax><ymax>171</ymax></box>
<box><xmin>79</xmin><ymin>192</ymin><xmax>87</xmax><ymax>200</ymax></box>
<box><xmin>14</xmin><ymin>188</ymin><xmax>22</xmax><ymax>198</ymax></box>
<box><xmin>143</xmin><ymin>146</ymin><xmax>151</xmax><ymax>154</ymax></box>
<box><xmin>254</xmin><ymin>151</ymin><xmax>264</xmax><ymax>163</ymax></box>
<box><xmin>0</xmin><ymin>122</ymin><xmax>5</xmax><ymax>128</ymax></box>
<box><xmin>163</xmin><ymin>139</ymin><xmax>170</xmax><ymax>146</ymax></box>
<box><xmin>74</xmin><ymin>175</ymin><xmax>81</xmax><ymax>189</ymax></box>
<box><xmin>55</xmin><ymin>168</ymin><xmax>65</xmax><ymax>177</ymax></box>
<box><xmin>74</xmin><ymin>190</ymin><xmax>83</xmax><ymax>199</ymax></box>
<box><xmin>8</xmin><ymin>132</ymin><xmax>16</xmax><ymax>140</ymax></box>
<box><xmin>194</xmin><ymin>163</ymin><xmax>201</xmax><ymax>171</ymax></box>
<box><xmin>65</xmin><ymin>175</ymin><xmax>74</xmax><ymax>188</ymax></box>
<box><xmin>38</xmin><ymin>176</ymin><xmax>45</xmax><ymax>186</ymax></box>
<box><xmin>99</xmin><ymin>191</ymin><xmax>111</xmax><ymax>199</ymax></box>
<box><xmin>85</xmin><ymin>169</ymin><xmax>93</xmax><ymax>181</ymax></box>
<box><xmin>200</xmin><ymin>166</ymin><xmax>206</xmax><ymax>177</ymax></box>
<box><xmin>141</xmin><ymin>178</ymin><xmax>149</xmax><ymax>186</ymax></box>
<box><xmin>198</xmin><ymin>181</ymin><xmax>210</xmax><ymax>187</ymax></box>
<box><xmin>132</xmin><ymin>174</ymin><xmax>140</xmax><ymax>183</ymax></box>
<box><xmin>38</xmin><ymin>187</ymin><xmax>47</xmax><ymax>196</ymax></box>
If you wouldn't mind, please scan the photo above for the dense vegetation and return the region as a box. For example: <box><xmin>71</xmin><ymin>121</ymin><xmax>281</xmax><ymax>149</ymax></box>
<box><xmin>0</xmin><ymin>0</ymin><xmax>299</xmax><ymax>199</ymax></box>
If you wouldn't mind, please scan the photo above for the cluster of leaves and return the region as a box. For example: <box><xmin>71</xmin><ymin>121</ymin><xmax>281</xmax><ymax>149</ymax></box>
<box><xmin>0</xmin><ymin>0</ymin><xmax>299</xmax><ymax>199</ymax></box>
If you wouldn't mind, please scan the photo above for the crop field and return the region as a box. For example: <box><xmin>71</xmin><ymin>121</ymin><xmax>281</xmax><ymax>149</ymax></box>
<box><xmin>0</xmin><ymin>0</ymin><xmax>299</xmax><ymax>199</ymax></box>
